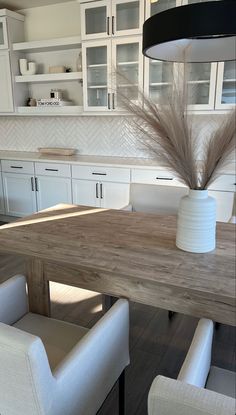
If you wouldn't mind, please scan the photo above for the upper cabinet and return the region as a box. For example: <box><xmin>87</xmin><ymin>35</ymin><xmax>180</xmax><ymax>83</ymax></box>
<box><xmin>80</xmin><ymin>0</ymin><xmax>144</xmax><ymax>40</ymax></box>
<box><xmin>215</xmin><ymin>61</ymin><xmax>236</xmax><ymax>110</ymax></box>
<box><xmin>82</xmin><ymin>36</ymin><xmax>143</xmax><ymax>111</ymax></box>
<box><xmin>0</xmin><ymin>17</ymin><xmax>8</xmax><ymax>49</ymax></box>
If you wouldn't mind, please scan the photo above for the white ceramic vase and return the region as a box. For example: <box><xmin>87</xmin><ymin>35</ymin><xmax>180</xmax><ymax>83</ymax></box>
<box><xmin>19</xmin><ymin>59</ymin><xmax>36</xmax><ymax>76</ymax></box>
<box><xmin>176</xmin><ymin>189</ymin><xmax>216</xmax><ymax>253</ymax></box>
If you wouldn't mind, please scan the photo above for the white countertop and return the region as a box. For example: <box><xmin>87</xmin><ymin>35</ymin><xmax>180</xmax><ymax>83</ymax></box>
<box><xmin>0</xmin><ymin>150</ymin><xmax>235</xmax><ymax>175</ymax></box>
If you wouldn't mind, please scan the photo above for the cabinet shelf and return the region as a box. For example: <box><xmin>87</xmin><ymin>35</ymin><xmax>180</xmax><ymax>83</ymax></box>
<box><xmin>13</xmin><ymin>36</ymin><xmax>82</xmax><ymax>53</ymax></box>
<box><xmin>117</xmin><ymin>61</ymin><xmax>139</xmax><ymax>66</ymax></box>
<box><xmin>150</xmin><ymin>82</ymin><xmax>171</xmax><ymax>86</ymax></box>
<box><xmin>87</xmin><ymin>85</ymin><xmax>107</xmax><ymax>89</ymax></box>
<box><xmin>15</xmin><ymin>72</ymin><xmax>82</xmax><ymax>83</ymax></box>
<box><xmin>17</xmin><ymin>106</ymin><xmax>83</xmax><ymax>115</ymax></box>
<box><xmin>87</xmin><ymin>64</ymin><xmax>107</xmax><ymax>68</ymax></box>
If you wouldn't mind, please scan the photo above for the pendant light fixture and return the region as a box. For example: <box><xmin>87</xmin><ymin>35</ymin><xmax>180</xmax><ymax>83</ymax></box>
<box><xmin>143</xmin><ymin>0</ymin><xmax>236</xmax><ymax>62</ymax></box>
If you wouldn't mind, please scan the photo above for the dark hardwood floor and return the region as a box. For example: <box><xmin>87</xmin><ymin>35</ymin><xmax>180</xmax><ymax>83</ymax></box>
<box><xmin>0</xmin><ymin>253</ymin><xmax>235</xmax><ymax>415</ymax></box>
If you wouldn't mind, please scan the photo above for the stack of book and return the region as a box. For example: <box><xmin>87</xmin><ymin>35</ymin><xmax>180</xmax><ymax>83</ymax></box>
<box><xmin>36</xmin><ymin>99</ymin><xmax>72</xmax><ymax>107</ymax></box>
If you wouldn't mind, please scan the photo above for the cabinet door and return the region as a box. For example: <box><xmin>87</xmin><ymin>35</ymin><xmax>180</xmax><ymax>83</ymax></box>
<box><xmin>215</xmin><ymin>61</ymin><xmax>236</xmax><ymax>110</ymax></box>
<box><xmin>183</xmin><ymin>62</ymin><xmax>218</xmax><ymax>110</ymax></box>
<box><xmin>145</xmin><ymin>0</ymin><xmax>180</xmax><ymax>19</ymax></box>
<box><xmin>0</xmin><ymin>17</ymin><xmax>8</xmax><ymax>49</ymax></box>
<box><xmin>81</xmin><ymin>0</ymin><xmax>111</xmax><ymax>40</ymax></box>
<box><xmin>83</xmin><ymin>40</ymin><xmax>111</xmax><ymax>111</ymax></box>
<box><xmin>72</xmin><ymin>179</ymin><xmax>100</xmax><ymax>207</ymax></box>
<box><xmin>0</xmin><ymin>52</ymin><xmax>14</xmax><ymax>113</ymax></box>
<box><xmin>2</xmin><ymin>173</ymin><xmax>36</xmax><ymax>217</ymax></box>
<box><xmin>208</xmin><ymin>191</ymin><xmax>234</xmax><ymax>223</ymax></box>
<box><xmin>0</xmin><ymin>173</ymin><xmax>5</xmax><ymax>214</ymax></box>
<box><xmin>144</xmin><ymin>59</ymin><xmax>176</xmax><ymax>105</ymax></box>
<box><xmin>100</xmin><ymin>182</ymin><xmax>130</xmax><ymax>209</ymax></box>
<box><xmin>36</xmin><ymin>176</ymin><xmax>72</xmax><ymax>211</ymax></box>
<box><xmin>112</xmin><ymin>0</ymin><xmax>144</xmax><ymax>36</ymax></box>
<box><xmin>113</xmin><ymin>36</ymin><xmax>143</xmax><ymax>109</ymax></box>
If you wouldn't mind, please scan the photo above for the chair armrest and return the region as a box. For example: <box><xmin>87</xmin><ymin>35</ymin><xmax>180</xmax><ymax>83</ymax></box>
<box><xmin>53</xmin><ymin>299</ymin><xmax>129</xmax><ymax>413</ymax></box>
<box><xmin>0</xmin><ymin>275</ymin><xmax>28</xmax><ymax>325</ymax></box>
<box><xmin>148</xmin><ymin>376</ymin><xmax>236</xmax><ymax>415</ymax></box>
<box><xmin>178</xmin><ymin>318</ymin><xmax>214</xmax><ymax>387</ymax></box>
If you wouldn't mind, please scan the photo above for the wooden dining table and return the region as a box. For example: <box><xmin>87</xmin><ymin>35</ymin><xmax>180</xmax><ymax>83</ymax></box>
<box><xmin>0</xmin><ymin>204</ymin><xmax>235</xmax><ymax>326</ymax></box>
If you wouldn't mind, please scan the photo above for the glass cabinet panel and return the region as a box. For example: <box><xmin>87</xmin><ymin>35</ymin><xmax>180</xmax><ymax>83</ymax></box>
<box><xmin>116</xmin><ymin>41</ymin><xmax>140</xmax><ymax>104</ymax></box>
<box><xmin>85</xmin><ymin>45</ymin><xmax>109</xmax><ymax>109</ymax></box>
<box><xmin>186</xmin><ymin>63</ymin><xmax>212</xmax><ymax>105</ymax></box>
<box><xmin>150</xmin><ymin>0</ymin><xmax>177</xmax><ymax>16</ymax></box>
<box><xmin>149</xmin><ymin>61</ymin><xmax>173</xmax><ymax>104</ymax></box>
<box><xmin>0</xmin><ymin>18</ymin><xmax>8</xmax><ymax>49</ymax></box>
<box><xmin>85</xmin><ymin>6</ymin><xmax>107</xmax><ymax>36</ymax></box>
<box><xmin>221</xmin><ymin>61</ymin><xmax>236</xmax><ymax>105</ymax></box>
<box><xmin>115</xmin><ymin>1</ymin><xmax>140</xmax><ymax>32</ymax></box>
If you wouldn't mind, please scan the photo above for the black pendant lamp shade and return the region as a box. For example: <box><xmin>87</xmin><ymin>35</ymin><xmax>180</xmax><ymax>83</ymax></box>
<box><xmin>143</xmin><ymin>0</ymin><xmax>236</xmax><ymax>63</ymax></box>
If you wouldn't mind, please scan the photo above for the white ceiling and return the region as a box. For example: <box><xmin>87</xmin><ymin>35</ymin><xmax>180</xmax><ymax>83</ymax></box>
<box><xmin>0</xmin><ymin>0</ymin><xmax>75</xmax><ymax>11</ymax></box>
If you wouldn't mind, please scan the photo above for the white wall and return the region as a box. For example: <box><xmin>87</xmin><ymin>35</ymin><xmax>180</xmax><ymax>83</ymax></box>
<box><xmin>20</xmin><ymin>1</ymin><xmax>80</xmax><ymax>40</ymax></box>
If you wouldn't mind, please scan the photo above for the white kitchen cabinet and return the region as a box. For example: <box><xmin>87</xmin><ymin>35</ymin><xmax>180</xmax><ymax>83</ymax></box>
<box><xmin>2</xmin><ymin>172</ymin><xmax>37</xmax><ymax>217</ymax></box>
<box><xmin>0</xmin><ymin>52</ymin><xmax>14</xmax><ymax>113</ymax></box>
<box><xmin>72</xmin><ymin>179</ymin><xmax>100</xmax><ymax>207</ymax></box>
<box><xmin>81</xmin><ymin>0</ymin><xmax>144</xmax><ymax>40</ymax></box>
<box><xmin>2</xmin><ymin>160</ymin><xmax>72</xmax><ymax>216</ymax></box>
<box><xmin>83</xmin><ymin>36</ymin><xmax>143</xmax><ymax>111</ymax></box>
<box><xmin>72</xmin><ymin>178</ymin><xmax>130</xmax><ymax>209</ymax></box>
<box><xmin>208</xmin><ymin>191</ymin><xmax>235</xmax><ymax>223</ymax></box>
<box><xmin>0</xmin><ymin>17</ymin><xmax>8</xmax><ymax>49</ymax></box>
<box><xmin>35</xmin><ymin>176</ymin><xmax>72</xmax><ymax>211</ymax></box>
<box><xmin>0</xmin><ymin>172</ymin><xmax>5</xmax><ymax>214</ymax></box>
<box><xmin>215</xmin><ymin>61</ymin><xmax>236</xmax><ymax>109</ymax></box>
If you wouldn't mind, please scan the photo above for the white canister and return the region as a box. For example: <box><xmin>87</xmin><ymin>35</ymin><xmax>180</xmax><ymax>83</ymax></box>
<box><xmin>176</xmin><ymin>189</ymin><xmax>216</xmax><ymax>253</ymax></box>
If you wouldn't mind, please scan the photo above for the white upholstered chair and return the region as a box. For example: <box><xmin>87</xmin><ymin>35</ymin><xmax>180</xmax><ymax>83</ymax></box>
<box><xmin>148</xmin><ymin>318</ymin><xmax>236</xmax><ymax>415</ymax></box>
<box><xmin>0</xmin><ymin>275</ymin><xmax>130</xmax><ymax>415</ymax></box>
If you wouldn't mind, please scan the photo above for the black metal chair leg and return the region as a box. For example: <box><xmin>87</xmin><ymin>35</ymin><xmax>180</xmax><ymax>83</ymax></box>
<box><xmin>119</xmin><ymin>370</ymin><xmax>125</xmax><ymax>415</ymax></box>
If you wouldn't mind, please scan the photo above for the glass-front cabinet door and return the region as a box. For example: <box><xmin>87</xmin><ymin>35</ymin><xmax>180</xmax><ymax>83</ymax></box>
<box><xmin>81</xmin><ymin>0</ymin><xmax>144</xmax><ymax>40</ymax></box>
<box><xmin>112</xmin><ymin>0</ymin><xmax>144</xmax><ymax>36</ymax></box>
<box><xmin>183</xmin><ymin>62</ymin><xmax>218</xmax><ymax>110</ymax></box>
<box><xmin>144</xmin><ymin>59</ymin><xmax>176</xmax><ymax>104</ymax></box>
<box><xmin>82</xmin><ymin>40</ymin><xmax>111</xmax><ymax>111</ymax></box>
<box><xmin>215</xmin><ymin>61</ymin><xmax>236</xmax><ymax>109</ymax></box>
<box><xmin>113</xmin><ymin>37</ymin><xmax>143</xmax><ymax>110</ymax></box>
<box><xmin>0</xmin><ymin>17</ymin><xmax>8</xmax><ymax>49</ymax></box>
<box><xmin>145</xmin><ymin>0</ymin><xmax>182</xmax><ymax>19</ymax></box>
<box><xmin>80</xmin><ymin>1</ymin><xmax>111</xmax><ymax>40</ymax></box>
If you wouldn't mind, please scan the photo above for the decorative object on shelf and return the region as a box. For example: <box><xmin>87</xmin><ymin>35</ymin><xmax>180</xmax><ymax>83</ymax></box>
<box><xmin>19</xmin><ymin>58</ymin><xmax>36</xmax><ymax>75</ymax></box>
<box><xmin>26</xmin><ymin>97</ymin><xmax>36</xmax><ymax>107</ymax></box>
<box><xmin>143</xmin><ymin>0</ymin><xmax>236</xmax><ymax>62</ymax></box>
<box><xmin>50</xmin><ymin>89</ymin><xmax>63</xmax><ymax>100</ymax></box>
<box><xmin>120</xmin><ymin>77</ymin><xmax>236</xmax><ymax>253</ymax></box>
<box><xmin>49</xmin><ymin>65</ymin><xmax>66</xmax><ymax>74</ymax></box>
<box><xmin>38</xmin><ymin>147</ymin><xmax>77</xmax><ymax>156</ymax></box>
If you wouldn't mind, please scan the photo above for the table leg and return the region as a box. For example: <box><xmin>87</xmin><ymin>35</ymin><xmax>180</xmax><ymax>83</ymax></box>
<box><xmin>102</xmin><ymin>294</ymin><xmax>117</xmax><ymax>313</ymax></box>
<box><xmin>26</xmin><ymin>258</ymin><xmax>50</xmax><ymax>316</ymax></box>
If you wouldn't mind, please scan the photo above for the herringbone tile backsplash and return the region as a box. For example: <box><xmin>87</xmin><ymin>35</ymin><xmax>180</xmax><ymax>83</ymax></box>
<box><xmin>0</xmin><ymin>116</ymin><xmax>150</xmax><ymax>158</ymax></box>
<box><xmin>0</xmin><ymin>114</ymin><xmax>222</xmax><ymax>158</ymax></box>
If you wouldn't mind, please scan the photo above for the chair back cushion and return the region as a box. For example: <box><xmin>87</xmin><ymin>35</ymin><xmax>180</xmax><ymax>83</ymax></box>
<box><xmin>0</xmin><ymin>322</ymin><xmax>55</xmax><ymax>415</ymax></box>
<box><xmin>0</xmin><ymin>275</ymin><xmax>28</xmax><ymax>325</ymax></box>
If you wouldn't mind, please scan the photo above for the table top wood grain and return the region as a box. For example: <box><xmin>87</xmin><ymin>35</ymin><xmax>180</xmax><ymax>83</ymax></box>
<box><xmin>0</xmin><ymin>204</ymin><xmax>235</xmax><ymax>325</ymax></box>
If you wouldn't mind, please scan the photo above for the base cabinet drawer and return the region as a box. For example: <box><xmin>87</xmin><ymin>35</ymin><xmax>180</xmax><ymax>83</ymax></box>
<box><xmin>131</xmin><ymin>168</ymin><xmax>185</xmax><ymax>187</ymax></box>
<box><xmin>35</xmin><ymin>162</ymin><xmax>71</xmax><ymax>178</ymax></box>
<box><xmin>72</xmin><ymin>165</ymin><xmax>131</xmax><ymax>183</ymax></box>
<box><xmin>0</xmin><ymin>173</ymin><xmax>5</xmax><ymax>214</ymax></box>
<box><xmin>1</xmin><ymin>160</ymin><xmax>34</xmax><ymax>175</ymax></box>
<box><xmin>208</xmin><ymin>175</ymin><xmax>236</xmax><ymax>192</ymax></box>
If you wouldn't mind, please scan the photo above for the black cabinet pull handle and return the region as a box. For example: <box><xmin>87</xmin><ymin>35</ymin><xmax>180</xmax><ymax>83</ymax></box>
<box><xmin>35</xmin><ymin>177</ymin><xmax>39</xmax><ymax>192</ymax></box>
<box><xmin>107</xmin><ymin>16</ymin><xmax>110</xmax><ymax>35</ymax></box>
<box><xmin>100</xmin><ymin>183</ymin><xmax>103</xmax><ymax>199</ymax></box>
<box><xmin>156</xmin><ymin>177</ymin><xmax>173</xmax><ymax>180</ymax></box>
<box><xmin>92</xmin><ymin>172</ymin><xmax>107</xmax><ymax>176</ymax></box>
<box><xmin>112</xmin><ymin>16</ymin><xmax>115</xmax><ymax>35</ymax></box>
<box><xmin>45</xmin><ymin>168</ymin><xmax>59</xmax><ymax>172</ymax></box>
<box><xmin>10</xmin><ymin>165</ymin><xmax>23</xmax><ymax>169</ymax></box>
<box><xmin>112</xmin><ymin>93</ymin><xmax>115</xmax><ymax>110</ymax></box>
<box><xmin>96</xmin><ymin>183</ymin><xmax>99</xmax><ymax>199</ymax></box>
<box><xmin>108</xmin><ymin>93</ymin><xmax>111</xmax><ymax>109</ymax></box>
<box><xmin>31</xmin><ymin>177</ymin><xmax>34</xmax><ymax>191</ymax></box>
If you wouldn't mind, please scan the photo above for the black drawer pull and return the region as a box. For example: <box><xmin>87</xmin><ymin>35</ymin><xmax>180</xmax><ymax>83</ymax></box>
<box><xmin>92</xmin><ymin>172</ymin><xmax>107</xmax><ymax>176</ymax></box>
<box><xmin>45</xmin><ymin>168</ymin><xmax>59</xmax><ymax>172</ymax></box>
<box><xmin>156</xmin><ymin>177</ymin><xmax>173</xmax><ymax>180</ymax></box>
<box><xmin>10</xmin><ymin>165</ymin><xmax>23</xmax><ymax>169</ymax></box>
